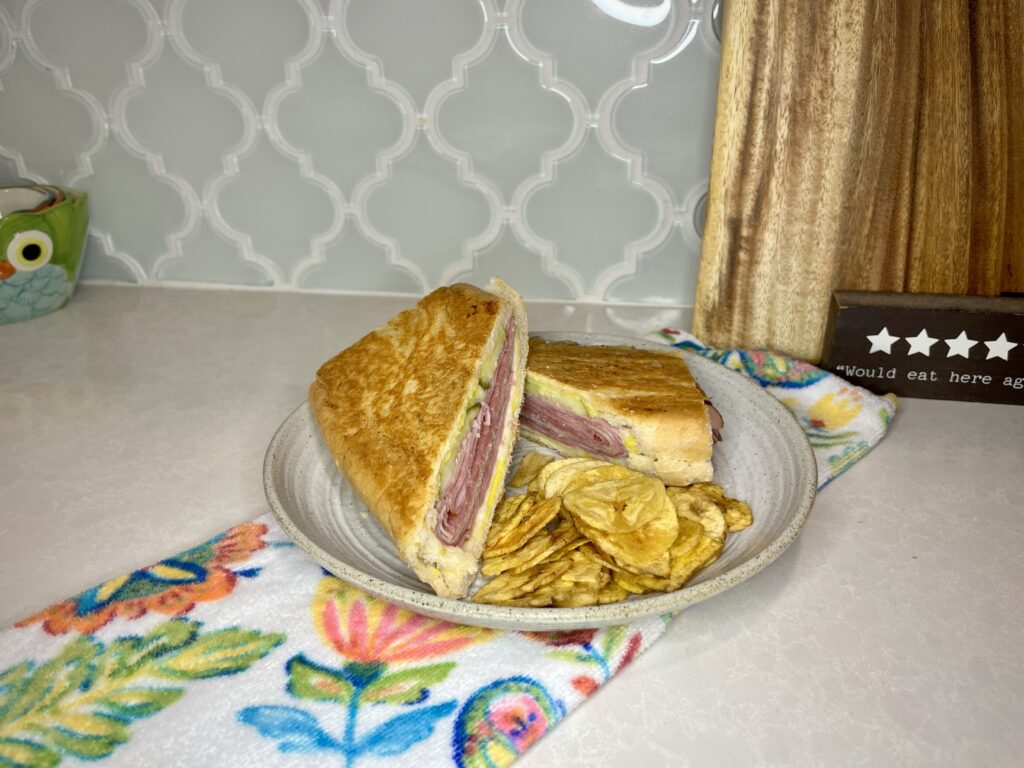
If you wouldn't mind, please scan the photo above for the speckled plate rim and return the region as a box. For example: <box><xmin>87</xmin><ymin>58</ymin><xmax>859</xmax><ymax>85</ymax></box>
<box><xmin>264</xmin><ymin>332</ymin><xmax>818</xmax><ymax>630</ymax></box>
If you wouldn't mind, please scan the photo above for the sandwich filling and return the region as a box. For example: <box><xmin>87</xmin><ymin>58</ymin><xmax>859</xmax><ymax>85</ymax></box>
<box><xmin>519</xmin><ymin>395</ymin><xmax>626</xmax><ymax>458</ymax></box>
<box><xmin>434</xmin><ymin>315</ymin><xmax>516</xmax><ymax>547</ymax></box>
<box><xmin>520</xmin><ymin>395</ymin><xmax>725</xmax><ymax>458</ymax></box>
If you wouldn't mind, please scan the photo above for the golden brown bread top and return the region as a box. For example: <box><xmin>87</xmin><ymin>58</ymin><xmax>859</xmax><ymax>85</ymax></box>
<box><xmin>309</xmin><ymin>284</ymin><xmax>506</xmax><ymax>553</ymax></box>
<box><xmin>527</xmin><ymin>338</ymin><xmax>708</xmax><ymax>414</ymax></box>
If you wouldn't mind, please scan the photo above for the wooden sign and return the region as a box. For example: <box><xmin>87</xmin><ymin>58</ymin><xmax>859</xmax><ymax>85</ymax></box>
<box><xmin>819</xmin><ymin>292</ymin><xmax>1024</xmax><ymax>405</ymax></box>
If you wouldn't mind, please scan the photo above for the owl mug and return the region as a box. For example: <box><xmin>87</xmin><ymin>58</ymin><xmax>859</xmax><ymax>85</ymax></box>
<box><xmin>0</xmin><ymin>184</ymin><xmax>88</xmax><ymax>324</ymax></box>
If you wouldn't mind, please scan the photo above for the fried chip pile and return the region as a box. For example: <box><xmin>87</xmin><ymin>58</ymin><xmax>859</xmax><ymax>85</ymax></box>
<box><xmin>471</xmin><ymin>453</ymin><xmax>754</xmax><ymax>607</ymax></box>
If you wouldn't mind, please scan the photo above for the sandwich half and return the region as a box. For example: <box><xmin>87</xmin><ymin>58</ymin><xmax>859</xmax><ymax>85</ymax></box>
<box><xmin>309</xmin><ymin>279</ymin><xmax>528</xmax><ymax>599</ymax></box>
<box><xmin>519</xmin><ymin>338</ymin><xmax>723</xmax><ymax>486</ymax></box>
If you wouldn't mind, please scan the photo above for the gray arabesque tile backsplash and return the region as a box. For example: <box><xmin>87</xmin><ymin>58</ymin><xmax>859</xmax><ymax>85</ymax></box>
<box><xmin>0</xmin><ymin>0</ymin><xmax>720</xmax><ymax>306</ymax></box>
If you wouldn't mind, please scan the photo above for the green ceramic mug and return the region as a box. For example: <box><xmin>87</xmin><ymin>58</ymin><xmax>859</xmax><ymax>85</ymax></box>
<box><xmin>0</xmin><ymin>184</ymin><xmax>89</xmax><ymax>324</ymax></box>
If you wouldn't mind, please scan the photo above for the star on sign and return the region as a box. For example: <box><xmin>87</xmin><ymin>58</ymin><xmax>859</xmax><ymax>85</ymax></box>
<box><xmin>905</xmin><ymin>328</ymin><xmax>938</xmax><ymax>356</ymax></box>
<box><xmin>866</xmin><ymin>327</ymin><xmax>899</xmax><ymax>354</ymax></box>
<box><xmin>984</xmin><ymin>332</ymin><xmax>1017</xmax><ymax>361</ymax></box>
<box><xmin>944</xmin><ymin>331</ymin><xmax>977</xmax><ymax>359</ymax></box>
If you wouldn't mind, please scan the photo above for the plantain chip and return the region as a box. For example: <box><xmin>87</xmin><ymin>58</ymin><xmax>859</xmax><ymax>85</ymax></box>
<box><xmin>533</xmin><ymin>553</ymin><xmax>610</xmax><ymax>608</ymax></box>
<box><xmin>597</xmin><ymin>580</ymin><xmax>631</xmax><ymax>604</ymax></box>
<box><xmin>541</xmin><ymin>459</ymin><xmax>608</xmax><ymax>499</ymax></box>
<box><xmin>564</xmin><ymin>478</ymin><xmax>678</xmax><ymax>572</ymax></box>
<box><xmin>561</xmin><ymin>464</ymin><xmax>636</xmax><ymax>496</ymax></box>
<box><xmin>476</xmin><ymin>460</ymin><xmax>753</xmax><ymax>607</ymax></box>
<box><xmin>668</xmin><ymin>534</ymin><xmax>723</xmax><ymax>584</ymax></box>
<box><xmin>510</xmin><ymin>450</ymin><xmax>555</xmax><ymax>488</ymax></box>
<box><xmin>471</xmin><ymin>558</ymin><xmax>572</xmax><ymax>604</ymax></box>
<box><xmin>671</xmin><ymin>516</ymin><xmax>706</xmax><ymax>557</ymax></box>
<box><xmin>483</xmin><ymin>517</ymin><xmax>580</xmax><ymax>577</ymax></box>
<box><xmin>485</xmin><ymin>493</ymin><xmax>535</xmax><ymax>550</ymax></box>
<box><xmin>529</xmin><ymin>457</ymin><xmax>593</xmax><ymax>494</ymax></box>
<box><xmin>721</xmin><ymin>497</ymin><xmax>753</xmax><ymax>533</ymax></box>
<box><xmin>577</xmin><ymin>542</ymin><xmax>622</xmax><ymax>572</ymax></box>
<box><xmin>697</xmin><ymin>502</ymin><xmax>726</xmax><ymax>543</ymax></box>
<box><xmin>612</xmin><ymin>514</ymin><xmax>720</xmax><ymax>593</ymax></box>
<box><xmin>677</xmin><ymin>482</ymin><xmax>754</xmax><ymax>533</ymax></box>
<box><xmin>666</xmin><ymin>487</ymin><xmax>726</xmax><ymax>542</ymax></box>
<box><xmin>688</xmin><ymin>482</ymin><xmax>724</xmax><ymax>501</ymax></box>
<box><xmin>573</xmin><ymin>522</ymin><xmax>671</xmax><ymax>576</ymax></box>
<box><xmin>536</xmin><ymin>526</ymin><xmax>588</xmax><ymax>565</ymax></box>
<box><xmin>563</xmin><ymin>476</ymin><xmax>670</xmax><ymax>533</ymax></box>
<box><xmin>612</xmin><ymin>568</ymin><xmax>662</xmax><ymax>594</ymax></box>
<box><xmin>486</xmin><ymin>495</ymin><xmax>563</xmax><ymax>558</ymax></box>
<box><xmin>495</xmin><ymin>593</ymin><xmax>559</xmax><ymax>607</ymax></box>
<box><xmin>551</xmin><ymin>575</ymin><xmax>609</xmax><ymax>607</ymax></box>
<box><xmin>482</xmin><ymin>530</ymin><xmax>555</xmax><ymax>577</ymax></box>
<box><xmin>552</xmin><ymin>591</ymin><xmax>600</xmax><ymax>608</ymax></box>
<box><xmin>560</xmin><ymin>548</ymin><xmax>610</xmax><ymax>586</ymax></box>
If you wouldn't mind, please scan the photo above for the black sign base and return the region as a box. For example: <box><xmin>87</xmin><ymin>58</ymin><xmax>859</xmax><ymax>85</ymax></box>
<box><xmin>820</xmin><ymin>292</ymin><xmax>1024</xmax><ymax>405</ymax></box>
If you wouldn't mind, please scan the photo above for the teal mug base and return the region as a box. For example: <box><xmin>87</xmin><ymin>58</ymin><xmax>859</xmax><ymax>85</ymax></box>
<box><xmin>0</xmin><ymin>271</ymin><xmax>75</xmax><ymax>324</ymax></box>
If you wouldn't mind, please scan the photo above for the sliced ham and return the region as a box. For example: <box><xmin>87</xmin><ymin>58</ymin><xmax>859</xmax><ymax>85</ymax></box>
<box><xmin>519</xmin><ymin>397</ymin><xmax>627</xmax><ymax>458</ymax></box>
<box><xmin>523</xmin><ymin>396</ymin><xmax>725</xmax><ymax>452</ymax></box>
<box><xmin>435</xmin><ymin>316</ymin><xmax>516</xmax><ymax>547</ymax></box>
<box><xmin>705</xmin><ymin>400</ymin><xmax>724</xmax><ymax>442</ymax></box>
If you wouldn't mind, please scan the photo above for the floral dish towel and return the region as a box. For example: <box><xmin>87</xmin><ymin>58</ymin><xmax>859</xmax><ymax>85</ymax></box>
<box><xmin>648</xmin><ymin>329</ymin><xmax>898</xmax><ymax>486</ymax></box>
<box><xmin>0</xmin><ymin>336</ymin><xmax>896</xmax><ymax>767</ymax></box>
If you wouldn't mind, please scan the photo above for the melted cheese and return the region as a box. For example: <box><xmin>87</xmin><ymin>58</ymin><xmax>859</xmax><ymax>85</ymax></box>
<box><xmin>524</xmin><ymin>376</ymin><xmax>591</xmax><ymax>416</ymax></box>
<box><xmin>462</xmin><ymin>338</ymin><xmax>522</xmax><ymax>551</ymax></box>
<box><xmin>436</xmin><ymin>324</ymin><xmax>507</xmax><ymax>491</ymax></box>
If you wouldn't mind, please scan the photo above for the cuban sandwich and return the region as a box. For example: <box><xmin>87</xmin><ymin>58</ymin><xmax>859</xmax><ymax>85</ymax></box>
<box><xmin>309</xmin><ymin>279</ymin><xmax>528</xmax><ymax>599</ymax></box>
<box><xmin>519</xmin><ymin>338</ymin><xmax>723</xmax><ymax>486</ymax></box>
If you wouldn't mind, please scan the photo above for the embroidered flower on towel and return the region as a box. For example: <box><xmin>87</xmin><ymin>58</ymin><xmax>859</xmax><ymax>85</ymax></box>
<box><xmin>453</xmin><ymin>677</ymin><xmax>564</xmax><ymax>768</ymax></box>
<box><xmin>238</xmin><ymin>577</ymin><xmax>495</xmax><ymax>766</ymax></box>
<box><xmin>313</xmin><ymin>576</ymin><xmax>494</xmax><ymax>662</ymax></box>
<box><xmin>806</xmin><ymin>388</ymin><xmax>864</xmax><ymax>431</ymax></box>
<box><xmin>17</xmin><ymin>522</ymin><xmax>268</xmax><ymax>635</ymax></box>
<box><xmin>0</xmin><ymin>618</ymin><xmax>283</xmax><ymax>765</ymax></box>
<box><xmin>522</xmin><ymin>626</ymin><xmax>642</xmax><ymax>697</ymax></box>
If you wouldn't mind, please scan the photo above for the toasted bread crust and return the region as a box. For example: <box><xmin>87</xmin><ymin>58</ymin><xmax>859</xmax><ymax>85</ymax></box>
<box><xmin>309</xmin><ymin>280</ymin><xmax>527</xmax><ymax>598</ymax></box>
<box><xmin>524</xmin><ymin>339</ymin><xmax>713</xmax><ymax>485</ymax></box>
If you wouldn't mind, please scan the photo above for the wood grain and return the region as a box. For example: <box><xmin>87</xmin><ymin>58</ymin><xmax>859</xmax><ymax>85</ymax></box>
<box><xmin>998</xmin><ymin>0</ymin><xmax>1024</xmax><ymax>294</ymax></box>
<box><xmin>693</xmin><ymin>0</ymin><xmax>1024</xmax><ymax>362</ymax></box>
<box><xmin>905</xmin><ymin>2</ymin><xmax>972</xmax><ymax>294</ymax></box>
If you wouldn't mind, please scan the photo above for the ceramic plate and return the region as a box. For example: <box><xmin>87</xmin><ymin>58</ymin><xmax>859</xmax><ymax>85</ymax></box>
<box><xmin>264</xmin><ymin>333</ymin><xmax>817</xmax><ymax>630</ymax></box>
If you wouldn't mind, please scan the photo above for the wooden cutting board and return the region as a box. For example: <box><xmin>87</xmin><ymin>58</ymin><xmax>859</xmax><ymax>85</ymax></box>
<box><xmin>692</xmin><ymin>0</ymin><xmax>1024</xmax><ymax>363</ymax></box>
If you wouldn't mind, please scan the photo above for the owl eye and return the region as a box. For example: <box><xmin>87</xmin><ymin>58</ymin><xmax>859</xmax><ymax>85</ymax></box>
<box><xmin>7</xmin><ymin>230</ymin><xmax>54</xmax><ymax>272</ymax></box>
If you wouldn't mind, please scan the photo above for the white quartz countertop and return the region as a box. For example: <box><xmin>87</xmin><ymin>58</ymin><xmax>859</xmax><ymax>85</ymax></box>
<box><xmin>3</xmin><ymin>285</ymin><xmax>1023</xmax><ymax>766</ymax></box>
